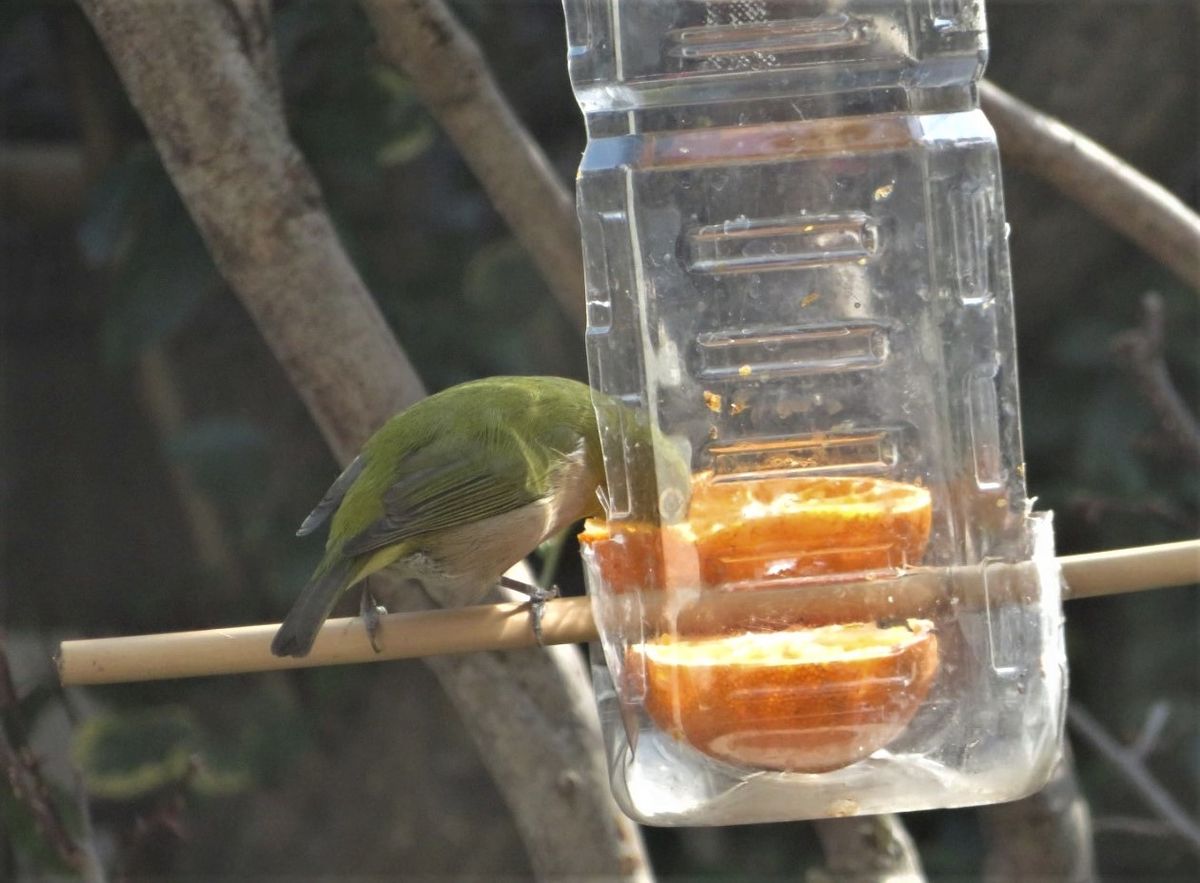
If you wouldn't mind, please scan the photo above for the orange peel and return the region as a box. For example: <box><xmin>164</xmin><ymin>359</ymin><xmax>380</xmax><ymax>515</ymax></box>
<box><xmin>629</xmin><ymin>620</ymin><xmax>939</xmax><ymax>772</ymax></box>
<box><xmin>580</xmin><ymin>474</ymin><xmax>933</xmax><ymax>593</ymax></box>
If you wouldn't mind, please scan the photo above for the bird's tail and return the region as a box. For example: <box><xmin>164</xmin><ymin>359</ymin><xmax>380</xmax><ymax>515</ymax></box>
<box><xmin>271</xmin><ymin>556</ymin><xmax>359</xmax><ymax>658</ymax></box>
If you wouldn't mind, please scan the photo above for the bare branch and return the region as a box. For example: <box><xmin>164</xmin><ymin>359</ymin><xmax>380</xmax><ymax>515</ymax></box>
<box><xmin>980</xmin><ymin>80</ymin><xmax>1200</xmax><ymax>294</ymax></box>
<box><xmin>360</xmin><ymin>0</ymin><xmax>586</xmax><ymax>332</ymax></box>
<box><xmin>417</xmin><ymin>578</ymin><xmax>651</xmax><ymax>882</ymax></box>
<box><xmin>979</xmin><ymin>743</ymin><xmax>1096</xmax><ymax>883</ymax></box>
<box><xmin>1068</xmin><ymin>702</ymin><xmax>1200</xmax><ymax>857</ymax></box>
<box><xmin>1093</xmin><ymin>816</ymin><xmax>1179</xmax><ymax>839</ymax></box>
<box><xmin>0</xmin><ymin>636</ymin><xmax>86</xmax><ymax>875</ymax></box>
<box><xmin>135</xmin><ymin>348</ymin><xmax>246</xmax><ymax>592</ymax></box>
<box><xmin>1130</xmin><ymin>701</ymin><xmax>1171</xmax><ymax>762</ymax></box>
<box><xmin>809</xmin><ymin>814</ymin><xmax>925</xmax><ymax>883</ymax></box>
<box><xmin>1112</xmin><ymin>292</ymin><xmax>1200</xmax><ymax>466</ymax></box>
<box><xmin>76</xmin><ymin>2</ymin><xmax>649</xmax><ymax>879</ymax></box>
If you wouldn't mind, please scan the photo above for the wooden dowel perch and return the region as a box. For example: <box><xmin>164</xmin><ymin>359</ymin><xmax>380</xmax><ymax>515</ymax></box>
<box><xmin>57</xmin><ymin>540</ymin><xmax>1199</xmax><ymax>686</ymax></box>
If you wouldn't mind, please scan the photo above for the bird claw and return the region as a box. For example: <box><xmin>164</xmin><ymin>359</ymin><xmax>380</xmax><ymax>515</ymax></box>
<box><xmin>359</xmin><ymin>586</ymin><xmax>388</xmax><ymax>654</ymax></box>
<box><xmin>499</xmin><ymin>576</ymin><xmax>560</xmax><ymax>646</ymax></box>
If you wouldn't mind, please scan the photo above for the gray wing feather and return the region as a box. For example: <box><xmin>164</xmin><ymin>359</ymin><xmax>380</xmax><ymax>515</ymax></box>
<box><xmin>296</xmin><ymin>454</ymin><xmax>366</xmax><ymax>537</ymax></box>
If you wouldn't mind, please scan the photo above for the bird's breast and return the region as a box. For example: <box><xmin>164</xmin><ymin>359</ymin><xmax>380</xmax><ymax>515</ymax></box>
<box><xmin>402</xmin><ymin>501</ymin><xmax>554</xmax><ymax>604</ymax></box>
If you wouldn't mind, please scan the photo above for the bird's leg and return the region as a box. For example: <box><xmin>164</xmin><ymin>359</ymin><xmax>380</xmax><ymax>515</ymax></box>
<box><xmin>359</xmin><ymin>581</ymin><xmax>388</xmax><ymax>653</ymax></box>
<box><xmin>499</xmin><ymin>575</ymin><xmax>560</xmax><ymax>646</ymax></box>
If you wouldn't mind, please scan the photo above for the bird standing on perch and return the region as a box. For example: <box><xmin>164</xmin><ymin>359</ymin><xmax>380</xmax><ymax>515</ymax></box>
<box><xmin>271</xmin><ymin>376</ymin><xmax>620</xmax><ymax>658</ymax></box>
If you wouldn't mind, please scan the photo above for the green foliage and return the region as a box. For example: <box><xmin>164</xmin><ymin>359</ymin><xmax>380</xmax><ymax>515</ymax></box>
<box><xmin>278</xmin><ymin>0</ymin><xmax>433</xmax><ymax>187</ymax></box>
<box><xmin>73</xmin><ymin>706</ymin><xmax>249</xmax><ymax>800</ymax></box>
<box><xmin>0</xmin><ymin>787</ymin><xmax>76</xmax><ymax>875</ymax></box>
<box><xmin>80</xmin><ymin>146</ymin><xmax>220</xmax><ymax>365</ymax></box>
<box><xmin>166</xmin><ymin>418</ymin><xmax>271</xmax><ymax>506</ymax></box>
<box><xmin>1021</xmin><ymin>267</ymin><xmax>1199</xmax><ymax>551</ymax></box>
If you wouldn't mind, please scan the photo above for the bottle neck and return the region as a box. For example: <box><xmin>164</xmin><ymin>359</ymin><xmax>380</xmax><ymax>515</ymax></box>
<box><xmin>566</xmin><ymin>0</ymin><xmax>991</xmax><ymax>138</ymax></box>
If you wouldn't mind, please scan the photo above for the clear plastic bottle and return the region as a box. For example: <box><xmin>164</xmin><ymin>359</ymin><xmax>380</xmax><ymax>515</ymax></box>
<box><xmin>564</xmin><ymin>0</ymin><xmax>1066</xmax><ymax>825</ymax></box>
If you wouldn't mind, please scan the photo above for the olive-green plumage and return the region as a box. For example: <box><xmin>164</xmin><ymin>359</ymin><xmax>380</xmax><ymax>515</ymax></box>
<box><xmin>271</xmin><ymin>376</ymin><xmax>609</xmax><ymax>658</ymax></box>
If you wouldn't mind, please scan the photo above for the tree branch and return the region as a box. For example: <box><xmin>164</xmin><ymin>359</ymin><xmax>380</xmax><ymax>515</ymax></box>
<box><xmin>1092</xmin><ymin>816</ymin><xmax>1179</xmax><ymax>839</ymax></box>
<box><xmin>1068</xmin><ymin>702</ymin><xmax>1200</xmax><ymax>858</ymax></box>
<box><xmin>75</xmin><ymin>2</ymin><xmax>648</xmax><ymax>880</ymax></box>
<box><xmin>809</xmin><ymin>814</ymin><xmax>925</xmax><ymax>883</ymax></box>
<box><xmin>359</xmin><ymin>0</ymin><xmax>586</xmax><ymax>331</ymax></box>
<box><xmin>981</xmin><ymin>80</ymin><xmax>1200</xmax><ymax>294</ymax></box>
<box><xmin>0</xmin><ymin>636</ymin><xmax>88</xmax><ymax>876</ymax></box>
<box><xmin>135</xmin><ymin>348</ymin><xmax>245</xmax><ymax>591</ymax></box>
<box><xmin>979</xmin><ymin>743</ymin><xmax>1096</xmax><ymax>883</ymax></box>
<box><xmin>1112</xmin><ymin>292</ymin><xmax>1200</xmax><ymax>467</ymax></box>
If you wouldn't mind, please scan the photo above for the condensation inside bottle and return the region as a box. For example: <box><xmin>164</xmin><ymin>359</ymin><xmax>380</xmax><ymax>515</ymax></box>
<box><xmin>564</xmin><ymin>0</ymin><xmax>1066</xmax><ymax>825</ymax></box>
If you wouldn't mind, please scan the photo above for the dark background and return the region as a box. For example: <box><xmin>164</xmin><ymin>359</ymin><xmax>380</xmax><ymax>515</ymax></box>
<box><xmin>1</xmin><ymin>0</ymin><xmax>1197</xmax><ymax>879</ymax></box>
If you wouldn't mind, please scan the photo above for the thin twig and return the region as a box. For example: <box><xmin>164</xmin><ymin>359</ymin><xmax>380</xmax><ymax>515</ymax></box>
<box><xmin>360</xmin><ymin>0</ymin><xmax>586</xmax><ymax>332</ymax></box>
<box><xmin>1092</xmin><ymin>816</ymin><xmax>1179</xmax><ymax>839</ymax></box>
<box><xmin>1068</xmin><ymin>702</ymin><xmax>1200</xmax><ymax>857</ymax></box>
<box><xmin>980</xmin><ymin>80</ymin><xmax>1200</xmax><ymax>294</ymax></box>
<box><xmin>0</xmin><ymin>636</ymin><xmax>85</xmax><ymax>873</ymax></box>
<box><xmin>1112</xmin><ymin>292</ymin><xmax>1200</xmax><ymax>466</ymax></box>
<box><xmin>136</xmin><ymin>348</ymin><xmax>245</xmax><ymax>592</ymax></box>
<box><xmin>1130</xmin><ymin>701</ymin><xmax>1171</xmax><ymax>762</ymax></box>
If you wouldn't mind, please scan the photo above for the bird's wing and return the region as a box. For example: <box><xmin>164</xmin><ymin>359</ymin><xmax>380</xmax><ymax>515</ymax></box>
<box><xmin>296</xmin><ymin>454</ymin><xmax>366</xmax><ymax>536</ymax></box>
<box><xmin>338</xmin><ymin>437</ymin><xmax>540</xmax><ymax>557</ymax></box>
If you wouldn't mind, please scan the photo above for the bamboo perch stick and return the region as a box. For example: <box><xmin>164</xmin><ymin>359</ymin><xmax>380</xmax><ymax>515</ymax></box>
<box><xmin>57</xmin><ymin>540</ymin><xmax>1199</xmax><ymax>686</ymax></box>
<box><xmin>1059</xmin><ymin>539</ymin><xmax>1199</xmax><ymax>600</ymax></box>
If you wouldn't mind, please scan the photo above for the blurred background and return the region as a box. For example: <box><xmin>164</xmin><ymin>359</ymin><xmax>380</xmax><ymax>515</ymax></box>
<box><xmin>1</xmin><ymin>0</ymin><xmax>1196</xmax><ymax>879</ymax></box>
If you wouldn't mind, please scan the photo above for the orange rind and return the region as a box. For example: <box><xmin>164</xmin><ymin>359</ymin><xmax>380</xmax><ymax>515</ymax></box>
<box><xmin>629</xmin><ymin>620</ymin><xmax>939</xmax><ymax>772</ymax></box>
<box><xmin>580</xmin><ymin>474</ymin><xmax>933</xmax><ymax>593</ymax></box>
<box><xmin>583</xmin><ymin>472</ymin><xmax>940</xmax><ymax>773</ymax></box>
<box><xmin>688</xmin><ymin>475</ymin><xmax>932</xmax><ymax>584</ymax></box>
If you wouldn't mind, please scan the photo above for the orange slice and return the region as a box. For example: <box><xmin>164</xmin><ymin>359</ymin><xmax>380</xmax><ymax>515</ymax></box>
<box><xmin>580</xmin><ymin>474</ymin><xmax>933</xmax><ymax>592</ymax></box>
<box><xmin>688</xmin><ymin>475</ymin><xmax>932</xmax><ymax>584</ymax></box>
<box><xmin>629</xmin><ymin>620</ymin><xmax>938</xmax><ymax>773</ymax></box>
<box><xmin>578</xmin><ymin>518</ymin><xmax>698</xmax><ymax>594</ymax></box>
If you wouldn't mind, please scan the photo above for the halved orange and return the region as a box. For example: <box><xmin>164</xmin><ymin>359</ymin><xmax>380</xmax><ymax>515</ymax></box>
<box><xmin>577</xmin><ymin>518</ymin><xmax>698</xmax><ymax>595</ymax></box>
<box><xmin>629</xmin><ymin>620</ymin><xmax>938</xmax><ymax>773</ymax></box>
<box><xmin>580</xmin><ymin>474</ymin><xmax>933</xmax><ymax>593</ymax></box>
<box><xmin>688</xmin><ymin>475</ymin><xmax>932</xmax><ymax>584</ymax></box>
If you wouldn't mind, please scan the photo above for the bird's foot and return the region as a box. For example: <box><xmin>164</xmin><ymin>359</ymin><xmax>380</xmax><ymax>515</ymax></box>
<box><xmin>359</xmin><ymin>585</ymin><xmax>388</xmax><ymax>654</ymax></box>
<box><xmin>499</xmin><ymin>576</ymin><xmax>560</xmax><ymax>646</ymax></box>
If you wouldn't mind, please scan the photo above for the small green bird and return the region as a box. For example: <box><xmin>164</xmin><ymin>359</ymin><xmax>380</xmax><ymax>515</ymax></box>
<box><xmin>271</xmin><ymin>376</ymin><xmax>614</xmax><ymax>658</ymax></box>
